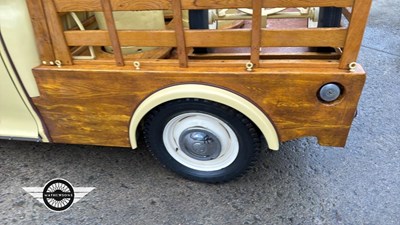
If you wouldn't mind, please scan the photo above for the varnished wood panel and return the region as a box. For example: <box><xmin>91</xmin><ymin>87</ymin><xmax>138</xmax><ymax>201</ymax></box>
<box><xmin>53</xmin><ymin>0</ymin><xmax>354</xmax><ymax>12</ymax></box>
<box><xmin>32</xmin><ymin>65</ymin><xmax>365</xmax><ymax>147</ymax></box>
<box><xmin>64</xmin><ymin>28</ymin><xmax>347</xmax><ymax>48</ymax></box>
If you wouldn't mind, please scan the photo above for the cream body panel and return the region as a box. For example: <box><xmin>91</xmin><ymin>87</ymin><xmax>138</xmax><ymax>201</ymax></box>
<box><xmin>0</xmin><ymin>0</ymin><xmax>49</xmax><ymax>141</ymax></box>
<box><xmin>0</xmin><ymin>0</ymin><xmax>40</xmax><ymax>97</ymax></box>
<box><xmin>129</xmin><ymin>84</ymin><xmax>279</xmax><ymax>150</ymax></box>
<box><xmin>0</xmin><ymin>52</ymin><xmax>38</xmax><ymax>139</ymax></box>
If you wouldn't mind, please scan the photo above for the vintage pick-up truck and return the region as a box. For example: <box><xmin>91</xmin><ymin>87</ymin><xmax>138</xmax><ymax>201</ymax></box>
<box><xmin>0</xmin><ymin>0</ymin><xmax>371</xmax><ymax>182</ymax></box>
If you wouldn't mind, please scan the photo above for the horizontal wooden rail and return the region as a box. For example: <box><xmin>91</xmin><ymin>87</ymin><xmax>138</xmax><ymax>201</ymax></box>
<box><xmin>261</xmin><ymin>28</ymin><xmax>347</xmax><ymax>47</ymax></box>
<box><xmin>189</xmin><ymin>52</ymin><xmax>342</xmax><ymax>60</ymax></box>
<box><xmin>65</xmin><ymin>30</ymin><xmax>176</xmax><ymax>46</ymax></box>
<box><xmin>54</xmin><ymin>0</ymin><xmax>355</xmax><ymax>12</ymax></box>
<box><xmin>65</xmin><ymin>28</ymin><xmax>347</xmax><ymax>48</ymax></box>
<box><xmin>71</xmin><ymin>58</ymin><xmax>341</xmax><ymax>69</ymax></box>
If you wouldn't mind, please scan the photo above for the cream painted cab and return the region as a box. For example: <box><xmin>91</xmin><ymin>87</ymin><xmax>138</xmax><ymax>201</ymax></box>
<box><xmin>0</xmin><ymin>44</ymin><xmax>38</xmax><ymax>140</ymax></box>
<box><xmin>0</xmin><ymin>0</ymin><xmax>48</xmax><ymax>141</ymax></box>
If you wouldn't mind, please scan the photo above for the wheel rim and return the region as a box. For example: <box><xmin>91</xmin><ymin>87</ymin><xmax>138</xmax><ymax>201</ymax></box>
<box><xmin>163</xmin><ymin>113</ymin><xmax>239</xmax><ymax>171</ymax></box>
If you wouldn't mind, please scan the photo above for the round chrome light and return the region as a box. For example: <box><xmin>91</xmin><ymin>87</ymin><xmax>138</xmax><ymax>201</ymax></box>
<box><xmin>319</xmin><ymin>83</ymin><xmax>342</xmax><ymax>102</ymax></box>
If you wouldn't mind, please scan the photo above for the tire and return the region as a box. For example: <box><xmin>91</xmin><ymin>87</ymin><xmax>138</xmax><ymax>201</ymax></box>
<box><xmin>143</xmin><ymin>99</ymin><xmax>261</xmax><ymax>183</ymax></box>
<box><xmin>317</xmin><ymin>7</ymin><xmax>343</xmax><ymax>52</ymax></box>
<box><xmin>188</xmin><ymin>10</ymin><xmax>209</xmax><ymax>54</ymax></box>
<box><xmin>318</xmin><ymin>7</ymin><xmax>342</xmax><ymax>28</ymax></box>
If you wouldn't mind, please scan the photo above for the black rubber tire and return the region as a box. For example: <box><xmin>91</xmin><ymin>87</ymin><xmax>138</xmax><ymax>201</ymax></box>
<box><xmin>143</xmin><ymin>99</ymin><xmax>261</xmax><ymax>183</ymax></box>
<box><xmin>318</xmin><ymin>7</ymin><xmax>342</xmax><ymax>28</ymax></box>
<box><xmin>188</xmin><ymin>10</ymin><xmax>209</xmax><ymax>54</ymax></box>
<box><xmin>317</xmin><ymin>7</ymin><xmax>343</xmax><ymax>52</ymax></box>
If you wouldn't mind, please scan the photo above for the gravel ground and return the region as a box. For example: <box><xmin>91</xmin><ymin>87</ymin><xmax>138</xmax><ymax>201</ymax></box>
<box><xmin>1</xmin><ymin>1</ymin><xmax>399</xmax><ymax>224</ymax></box>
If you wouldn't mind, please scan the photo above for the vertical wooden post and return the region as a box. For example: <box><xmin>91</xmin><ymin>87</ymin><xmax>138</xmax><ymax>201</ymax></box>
<box><xmin>172</xmin><ymin>0</ymin><xmax>188</xmax><ymax>68</ymax></box>
<box><xmin>100</xmin><ymin>0</ymin><xmax>124</xmax><ymax>66</ymax></box>
<box><xmin>250</xmin><ymin>0</ymin><xmax>262</xmax><ymax>67</ymax></box>
<box><xmin>26</xmin><ymin>0</ymin><xmax>55</xmax><ymax>63</ymax></box>
<box><xmin>339</xmin><ymin>0</ymin><xmax>372</xmax><ymax>69</ymax></box>
<box><xmin>42</xmin><ymin>0</ymin><xmax>72</xmax><ymax>65</ymax></box>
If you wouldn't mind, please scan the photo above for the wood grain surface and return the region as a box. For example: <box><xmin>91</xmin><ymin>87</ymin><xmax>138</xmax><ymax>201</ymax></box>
<box><xmin>64</xmin><ymin>28</ymin><xmax>347</xmax><ymax>48</ymax></box>
<box><xmin>339</xmin><ymin>0</ymin><xmax>373</xmax><ymax>69</ymax></box>
<box><xmin>32</xmin><ymin>65</ymin><xmax>365</xmax><ymax>148</ymax></box>
<box><xmin>53</xmin><ymin>0</ymin><xmax>355</xmax><ymax>12</ymax></box>
<box><xmin>26</xmin><ymin>0</ymin><xmax>55</xmax><ymax>63</ymax></box>
<box><xmin>100</xmin><ymin>0</ymin><xmax>124</xmax><ymax>66</ymax></box>
<box><xmin>42</xmin><ymin>0</ymin><xmax>72</xmax><ymax>65</ymax></box>
<box><xmin>172</xmin><ymin>0</ymin><xmax>188</xmax><ymax>67</ymax></box>
<box><xmin>250</xmin><ymin>0</ymin><xmax>262</xmax><ymax>66</ymax></box>
<box><xmin>27</xmin><ymin>0</ymin><xmax>370</xmax><ymax>148</ymax></box>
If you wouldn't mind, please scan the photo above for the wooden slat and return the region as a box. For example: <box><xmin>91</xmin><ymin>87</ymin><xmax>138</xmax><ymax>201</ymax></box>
<box><xmin>26</xmin><ymin>0</ymin><xmax>55</xmax><ymax>62</ymax></box>
<box><xmin>53</xmin><ymin>0</ymin><xmax>355</xmax><ymax>12</ymax></box>
<box><xmin>54</xmin><ymin>0</ymin><xmax>171</xmax><ymax>12</ymax></box>
<box><xmin>100</xmin><ymin>0</ymin><xmax>124</xmax><ymax>66</ymax></box>
<box><xmin>172</xmin><ymin>0</ymin><xmax>188</xmax><ymax>67</ymax></box>
<box><xmin>65</xmin><ymin>30</ymin><xmax>248</xmax><ymax>47</ymax></box>
<box><xmin>251</xmin><ymin>0</ymin><xmax>262</xmax><ymax>66</ymax></box>
<box><xmin>189</xmin><ymin>52</ymin><xmax>342</xmax><ymax>60</ymax></box>
<box><xmin>261</xmin><ymin>28</ymin><xmax>348</xmax><ymax>47</ymax></box>
<box><xmin>42</xmin><ymin>0</ymin><xmax>72</xmax><ymax>65</ymax></box>
<box><xmin>64</xmin><ymin>30</ymin><xmax>176</xmax><ymax>46</ymax></box>
<box><xmin>339</xmin><ymin>0</ymin><xmax>372</xmax><ymax>69</ymax></box>
<box><xmin>203</xmin><ymin>28</ymin><xmax>348</xmax><ymax>48</ymax></box>
<box><xmin>71</xmin><ymin>58</ymin><xmax>341</xmax><ymax>69</ymax></box>
<box><xmin>65</xmin><ymin>28</ymin><xmax>347</xmax><ymax>48</ymax></box>
<box><xmin>259</xmin><ymin>60</ymin><xmax>340</xmax><ymax>68</ymax></box>
<box><xmin>184</xmin><ymin>0</ymin><xmax>355</xmax><ymax>9</ymax></box>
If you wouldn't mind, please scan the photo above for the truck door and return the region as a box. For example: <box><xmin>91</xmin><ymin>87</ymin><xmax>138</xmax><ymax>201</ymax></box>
<box><xmin>0</xmin><ymin>38</ymin><xmax>39</xmax><ymax>140</ymax></box>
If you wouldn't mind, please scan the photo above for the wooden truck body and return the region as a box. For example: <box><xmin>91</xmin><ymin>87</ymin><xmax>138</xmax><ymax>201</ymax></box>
<box><xmin>0</xmin><ymin>0</ymin><xmax>372</xmax><ymax>182</ymax></box>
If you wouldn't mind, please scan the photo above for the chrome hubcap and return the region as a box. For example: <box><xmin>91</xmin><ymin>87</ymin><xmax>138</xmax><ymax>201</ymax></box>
<box><xmin>179</xmin><ymin>128</ymin><xmax>221</xmax><ymax>161</ymax></box>
<box><xmin>163</xmin><ymin>112</ymin><xmax>239</xmax><ymax>171</ymax></box>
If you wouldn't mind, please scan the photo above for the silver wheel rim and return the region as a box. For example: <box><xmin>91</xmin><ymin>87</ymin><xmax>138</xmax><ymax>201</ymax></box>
<box><xmin>163</xmin><ymin>113</ymin><xmax>239</xmax><ymax>171</ymax></box>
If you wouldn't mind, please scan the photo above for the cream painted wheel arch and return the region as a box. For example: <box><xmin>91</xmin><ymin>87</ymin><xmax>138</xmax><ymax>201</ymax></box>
<box><xmin>129</xmin><ymin>84</ymin><xmax>279</xmax><ymax>150</ymax></box>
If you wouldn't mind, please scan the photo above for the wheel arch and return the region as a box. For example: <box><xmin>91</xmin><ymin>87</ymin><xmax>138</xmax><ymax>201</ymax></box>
<box><xmin>128</xmin><ymin>84</ymin><xmax>280</xmax><ymax>150</ymax></box>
